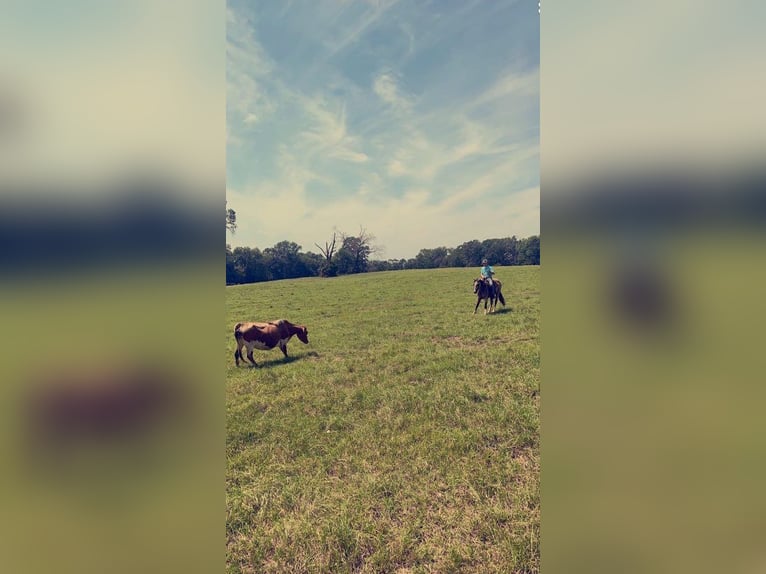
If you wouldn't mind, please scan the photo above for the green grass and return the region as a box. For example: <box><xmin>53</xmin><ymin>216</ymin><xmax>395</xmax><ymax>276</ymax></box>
<box><xmin>226</xmin><ymin>266</ymin><xmax>540</xmax><ymax>573</ymax></box>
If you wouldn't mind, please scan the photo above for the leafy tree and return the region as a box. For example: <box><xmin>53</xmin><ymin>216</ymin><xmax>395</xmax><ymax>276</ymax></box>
<box><xmin>501</xmin><ymin>236</ymin><xmax>519</xmax><ymax>265</ymax></box>
<box><xmin>517</xmin><ymin>235</ymin><xmax>540</xmax><ymax>265</ymax></box>
<box><xmin>412</xmin><ymin>247</ymin><xmax>450</xmax><ymax>269</ymax></box>
<box><xmin>226</xmin><ymin>246</ymin><xmax>270</xmax><ymax>284</ymax></box>
<box><xmin>225</xmin><ymin>233</ymin><xmax>538</xmax><ymax>285</ymax></box>
<box><xmin>299</xmin><ymin>251</ymin><xmax>324</xmax><ymax>277</ymax></box>
<box><xmin>334</xmin><ymin>226</ymin><xmax>379</xmax><ymax>275</ymax></box>
<box><xmin>264</xmin><ymin>241</ymin><xmax>305</xmax><ymax>279</ymax></box>
<box><xmin>226</xmin><ymin>202</ymin><xmax>237</xmax><ymax>233</ymax></box>
<box><xmin>335</xmin><ymin>236</ymin><xmax>370</xmax><ymax>274</ymax></box>
<box><xmin>455</xmin><ymin>239</ymin><xmax>483</xmax><ymax>267</ymax></box>
<box><xmin>226</xmin><ymin>244</ymin><xmax>240</xmax><ymax>284</ymax></box>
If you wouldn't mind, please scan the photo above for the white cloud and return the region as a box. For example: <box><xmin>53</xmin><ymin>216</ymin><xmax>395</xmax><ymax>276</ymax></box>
<box><xmin>468</xmin><ymin>68</ymin><xmax>539</xmax><ymax>110</ymax></box>
<box><xmin>296</xmin><ymin>96</ymin><xmax>369</xmax><ymax>163</ymax></box>
<box><xmin>228</xmin><ymin>184</ymin><xmax>538</xmax><ymax>259</ymax></box>
<box><xmin>226</xmin><ymin>7</ymin><xmax>276</xmax><ymax>127</ymax></box>
<box><xmin>373</xmin><ymin>71</ymin><xmax>413</xmax><ymax>112</ymax></box>
<box><xmin>383</xmin><ymin>115</ymin><xmax>533</xmax><ymax>184</ymax></box>
<box><xmin>438</xmin><ymin>158</ymin><xmax>538</xmax><ymax>212</ymax></box>
<box><xmin>330</xmin><ymin>148</ymin><xmax>370</xmax><ymax>163</ymax></box>
<box><xmin>322</xmin><ymin>0</ymin><xmax>402</xmax><ymax>60</ymax></box>
<box><xmin>226</xmin><ymin>0</ymin><xmax>540</xmax><ymax>259</ymax></box>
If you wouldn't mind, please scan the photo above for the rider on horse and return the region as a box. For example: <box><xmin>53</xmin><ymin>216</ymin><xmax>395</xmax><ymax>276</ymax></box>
<box><xmin>480</xmin><ymin>258</ymin><xmax>496</xmax><ymax>296</ymax></box>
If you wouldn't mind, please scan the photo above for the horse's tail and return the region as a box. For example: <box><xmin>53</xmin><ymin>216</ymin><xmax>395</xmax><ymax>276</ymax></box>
<box><xmin>497</xmin><ymin>288</ymin><xmax>506</xmax><ymax>306</ymax></box>
<box><xmin>234</xmin><ymin>322</ymin><xmax>243</xmax><ymax>341</ymax></box>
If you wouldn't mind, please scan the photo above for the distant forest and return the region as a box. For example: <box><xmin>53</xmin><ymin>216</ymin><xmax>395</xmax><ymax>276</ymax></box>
<box><xmin>226</xmin><ymin>231</ymin><xmax>540</xmax><ymax>285</ymax></box>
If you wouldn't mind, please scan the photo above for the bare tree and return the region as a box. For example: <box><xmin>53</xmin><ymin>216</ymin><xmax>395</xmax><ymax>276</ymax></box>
<box><xmin>315</xmin><ymin>228</ymin><xmax>341</xmax><ymax>277</ymax></box>
<box><xmin>314</xmin><ymin>229</ymin><xmax>338</xmax><ymax>263</ymax></box>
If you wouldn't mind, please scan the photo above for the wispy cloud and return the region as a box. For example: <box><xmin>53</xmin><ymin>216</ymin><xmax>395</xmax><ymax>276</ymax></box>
<box><xmin>227</xmin><ymin>0</ymin><xmax>539</xmax><ymax>258</ymax></box>
<box><xmin>226</xmin><ymin>7</ymin><xmax>276</xmax><ymax>127</ymax></box>
<box><xmin>296</xmin><ymin>97</ymin><xmax>369</xmax><ymax>163</ymax></box>
<box><xmin>373</xmin><ymin>70</ymin><xmax>413</xmax><ymax>113</ymax></box>
<box><xmin>473</xmin><ymin>68</ymin><xmax>538</xmax><ymax>103</ymax></box>
<box><xmin>322</xmin><ymin>0</ymin><xmax>402</xmax><ymax>60</ymax></box>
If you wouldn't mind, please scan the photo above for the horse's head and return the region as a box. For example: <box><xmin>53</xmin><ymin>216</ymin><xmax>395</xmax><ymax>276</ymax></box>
<box><xmin>473</xmin><ymin>278</ymin><xmax>482</xmax><ymax>294</ymax></box>
<box><xmin>296</xmin><ymin>325</ymin><xmax>309</xmax><ymax>344</ymax></box>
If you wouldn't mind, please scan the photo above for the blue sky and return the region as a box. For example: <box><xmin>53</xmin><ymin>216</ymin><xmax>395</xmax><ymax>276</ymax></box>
<box><xmin>227</xmin><ymin>0</ymin><xmax>539</xmax><ymax>259</ymax></box>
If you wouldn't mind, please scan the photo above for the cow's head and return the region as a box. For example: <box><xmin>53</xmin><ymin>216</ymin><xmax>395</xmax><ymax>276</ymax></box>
<box><xmin>296</xmin><ymin>325</ymin><xmax>309</xmax><ymax>344</ymax></box>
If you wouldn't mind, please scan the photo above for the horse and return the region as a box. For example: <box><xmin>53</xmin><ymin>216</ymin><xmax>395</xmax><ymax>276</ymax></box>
<box><xmin>473</xmin><ymin>277</ymin><xmax>505</xmax><ymax>314</ymax></box>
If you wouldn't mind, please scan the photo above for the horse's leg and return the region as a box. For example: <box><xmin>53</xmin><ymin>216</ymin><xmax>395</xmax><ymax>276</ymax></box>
<box><xmin>474</xmin><ymin>296</ymin><xmax>481</xmax><ymax>314</ymax></box>
<box><xmin>280</xmin><ymin>343</ymin><xmax>288</xmax><ymax>359</ymax></box>
<box><xmin>235</xmin><ymin>340</ymin><xmax>244</xmax><ymax>366</ymax></box>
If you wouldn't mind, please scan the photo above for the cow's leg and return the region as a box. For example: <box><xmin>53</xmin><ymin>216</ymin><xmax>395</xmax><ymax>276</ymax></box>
<box><xmin>235</xmin><ymin>340</ymin><xmax>244</xmax><ymax>366</ymax></box>
<box><xmin>279</xmin><ymin>343</ymin><xmax>288</xmax><ymax>359</ymax></box>
<box><xmin>246</xmin><ymin>345</ymin><xmax>257</xmax><ymax>367</ymax></box>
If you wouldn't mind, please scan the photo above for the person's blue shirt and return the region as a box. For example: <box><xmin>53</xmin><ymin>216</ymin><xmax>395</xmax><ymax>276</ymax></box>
<box><xmin>480</xmin><ymin>265</ymin><xmax>494</xmax><ymax>279</ymax></box>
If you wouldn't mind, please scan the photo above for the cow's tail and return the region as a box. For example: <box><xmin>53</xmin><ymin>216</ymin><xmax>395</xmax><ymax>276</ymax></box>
<box><xmin>497</xmin><ymin>288</ymin><xmax>506</xmax><ymax>306</ymax></box>
<box><xmin>234</xmin><ymin>322</ymin><xmax>243</xmax><ymax>341</ymax></box>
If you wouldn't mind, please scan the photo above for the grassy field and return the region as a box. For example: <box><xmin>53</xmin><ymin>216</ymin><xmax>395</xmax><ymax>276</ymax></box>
<box><xmin>226</xmin><ymin>266</ymin><xmax>540</xmax><ymax>573</ymax></box>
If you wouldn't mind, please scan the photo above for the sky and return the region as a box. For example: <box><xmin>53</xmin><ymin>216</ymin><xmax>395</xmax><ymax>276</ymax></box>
<box><xmin>227</xmin><ymin>0</ymin><xmax>539</xmax><ymax>260</ymax></box>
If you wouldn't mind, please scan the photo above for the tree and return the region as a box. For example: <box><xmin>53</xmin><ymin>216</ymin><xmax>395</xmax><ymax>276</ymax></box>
<box><xmin>517</xmin><ymin>235</ymin><xmax>540</xmax><ymax>265</ymax></box>
<box><xmin>228</xmin><ymin>246</ymin><xmax>270</xmax><ymax>284</ymax></box>
<box><xmin>264</xmin><ymin>241</ymin><xmax>305</xmax><ymax>279</ymax></box>
<box><xmin>458</xmin><ymin>239</ymin><xmax>483</xmax><ymax>267</ymax></box>
<box><xmin>225</xmin><ymin>233</ymin><xmax>538</xmax><ymax>285</ymax></box>
<box><xmin>481</xmin><ymin>238</ymin><xmax>507</xmax><ymax>268</ymax></box>
<box><xmin>413</xmin><ymin>247</ymin><xmax>449</xmax><ymax>269</ymax></box>
<box><xmin>335</xmin><ymin>226</ymin><xmax>379</xmax><ymax>275</ymax></box>
<box><xmin>335</xmin><ymin>236</ymin><xmax>370</xmax><ymax>274</ymax></box>
<box><xmin>299</xmin><ymin>251</ymin><xmax>324</xmax><ymax>277</ymax></box>
<box><xmin>226</xmin><ymin>202</ymin><xmax>237</xmax><ymax>233</ymax></box>
<box><xmin>501</xmin><ymin>236</ymin><xmax>519</xmax><ymax>265</ymax></box>
<box><xmin>226</xmin><ymin>244</ymin><xmax>240</xmax><ymax>284</ymax></box>
<box><xmin>315</xmin><ymin>229</ymin><xmax>339</xmax><ymax>277</ymax></box>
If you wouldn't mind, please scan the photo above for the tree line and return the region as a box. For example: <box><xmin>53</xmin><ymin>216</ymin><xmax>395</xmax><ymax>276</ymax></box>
<box><xmin>226</xmin><ymin>231</ymin><xmax>539</xmax><ymax>285</ymax></box>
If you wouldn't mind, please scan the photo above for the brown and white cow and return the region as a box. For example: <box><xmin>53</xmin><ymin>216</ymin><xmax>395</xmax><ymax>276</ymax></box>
<box><xmin>234</xmin><ymin>319</ymin><xmax>309</xmax><ymax>367</ymax></box>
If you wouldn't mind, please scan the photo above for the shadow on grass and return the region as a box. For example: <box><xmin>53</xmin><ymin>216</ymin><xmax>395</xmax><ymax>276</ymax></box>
<box><xmin>242</xmin><ymin>351</ymin><xmax>320</xmax><ymax>369</ymax></box>
<box><xmin>471</xmin><ymin>307</ymin><xmax>513</xmax><ymax>316</ymax></box>
<box><xmin>492</xmin><ymin>307</ymin><xmax>513</xmax><ymax>315</ymax></box>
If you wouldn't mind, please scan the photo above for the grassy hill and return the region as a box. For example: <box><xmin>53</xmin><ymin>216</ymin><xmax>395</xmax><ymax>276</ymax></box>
<box><xmin>226</xmin><ymin>266</ymin><xmax>540</xmax><ymax>573</ymax></box>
